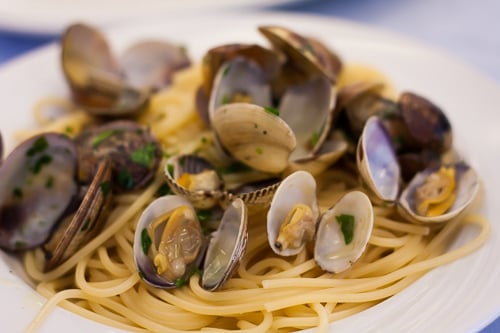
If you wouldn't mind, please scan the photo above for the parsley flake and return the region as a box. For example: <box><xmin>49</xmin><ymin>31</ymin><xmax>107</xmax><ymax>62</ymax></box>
<box><xmin>141</xmin><ymin>228</ymin><xmax>152</xmax><ymax>255</ymax></box>
<box><xmin>335</xmin><ymin>214</ymin><xmax>355</xmax><ymax>245</ymax></box>
<box><xmin>26</xmin><ymin>136</ymin><xmax>49</xmax><ymax>157</ymax></box>
<box><xmin>264</xmin><ymin>106</ymin><xmax>279</xmax><ymax>116</ymax></box>
<box><xmin>131</xmin><ymin>143</ymin><xmax>157</xmax><ymax>167</ymax></box>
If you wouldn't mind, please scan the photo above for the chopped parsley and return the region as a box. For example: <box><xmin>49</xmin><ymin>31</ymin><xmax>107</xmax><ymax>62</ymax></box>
<box><xmin>26</xmin><ymin>136</ymin><xmax>49</xmax><ymax>156</ymax></box>
<box><xmin>31</xmin><ymin>155</ymin><xmax>52</xmax><ymax>174</ymax></box>
<box><xmin>335</xmin><ymin>214</ymin><xmax>355</xmax><ymax>245</ymax></box>
<box><xmin>45</xmin><ymin>176</ymin><xmax>54</xmax><ymax>188</ymax></box>
<box><xmin>15</xmin><ymin>241</ymin><xmax>26</xmax><ymax>249</ymax></box>
<box><xmin>222</xmin><ymin>65</ymin><xmax>231</xmax><ymax>77</ymax></box>
<box><xmin>12</xmin><ymin>188</ymin><xmax>23</xmax><ymax>199</ymax></box>
<box><xmin>221</xmin><ymin>94</ymin><xmax>230</xmax><ymax>105</ymax></box>
<box><xmin>264</xmin><ymin>106</ymin><xmax>279</xmax><ymax>116</ymax></box>
<box><xmin>131</xmin><ymin>143</ymin><xmax>157</xmax><ymax>167</ymax></box>
<box><xmin>196</xmin><ymin>210</ymin><xmax>212</xmax><ymax>222</ymax></box>
<box><xmin>141</xmin><ymin>228</ymin><xmax>152</xmax><ymax>255</ymax></box>
<box><xmin>91</xmin><ymin>129</ymin><xmax>116</xmax><ymax>148</ymax></box>
<box><xmin>166</xmin><ymin>164</ymin><xmax>175</xmax><ymax>177</ymax></box>
<box><xmin>255</xmin><ymin>147</ymin><xmax>263</xmax><ymax>155</ymax></box>
<box><xmin>175</xmin><ymin>277</ymin><xmax>186</xmax><ymax>288</ymax></box>
<box><xmin>100</xmin><ymin>181</ymin><xmax>112</xmax><ymax>197</ymax></box>
<box><xmin>217</xmin><ymin>161</ymin><xmax>251</xmax><ymax>175</ymax></box>
<box><xmin>155</xmin><ymin>183</ymin><xmax>172</xmax><ymax>197</ymax></box>
<box><xmin>80</xmin><ymin>218</ymin><xmax>91</xmax><ymax>231</ymax></box>
<box><xmin>116</xmin><ymin>168</ymin><xmax>134</xmax><ymax>190</ymax></box>
<box><xmin>310</xmin><ymin>131</ymin><xmax>320</xmax><ymax>147</ymax></box>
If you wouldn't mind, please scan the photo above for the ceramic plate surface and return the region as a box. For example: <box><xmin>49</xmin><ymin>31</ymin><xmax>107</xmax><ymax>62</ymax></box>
<box><xmin>0</xmin><ymin>11</ymin><xmax>499</xmax><ymax>333</ymax></box>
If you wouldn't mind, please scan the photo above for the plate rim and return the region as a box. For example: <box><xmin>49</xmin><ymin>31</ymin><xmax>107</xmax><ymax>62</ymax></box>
<box><xmin>0</xmin><ymin>10</ymin><xmax>499</xmax><ymax>333</ymax></box>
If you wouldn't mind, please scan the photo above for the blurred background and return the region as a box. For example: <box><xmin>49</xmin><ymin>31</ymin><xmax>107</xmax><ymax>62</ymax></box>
<box><xmin>0</xmin><ymin>0</ymin><xmax>498</xmax><ymax>331</ymax></box>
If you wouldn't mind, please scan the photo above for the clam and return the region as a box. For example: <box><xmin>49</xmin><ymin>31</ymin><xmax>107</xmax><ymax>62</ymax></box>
<box><xmin>61</xmin><ymin>23</ymin><xmax>190</xmax><ymax>117</ymax></box>
<box><xmin>43</xmin><ymin>159</ymin><xmax>113</xmax><ymax>271</ymax></box>
<box><xmin>314</xmin><ymin>190</ymin><xmax>374</xmax><ymax>273</ymax></box>
<box><xmin>279</xmin><ymin>75</ymin><xmax>335</xmax><ymax>162</ymax></box>
<box><xmin>201</xmin><ymin>43</ymin><xmax>281</xmax><ymax>96</ymax></box>
<box><xmin>201</xmin><ymin>198</ymin><xmax>248</xmax><ymax>291</ymax></box>
<box><xmin>267</xmin><ymin>171</ymin><xmax>319</xmax><ymax>256</ymax></box>
<box><xmin>357</xmin><ymin>116</ymin><xmax>400</xmax><ymax>202</ymax></box>
<box><xmin>164</xmin><ymin>154</ymin><xmax>225</xmax><ymax>209</ymax></box>
<box><xmin>211</xmin><ymin>103</ymin><xmax>296</xmax><ymax>174</ymax></box>
<box><xmin>120</xmin><ymin>40</ymin><xmax>190</xmax><ymax>91</ymax></box>
<box><xmin>208</xmin><ymin>57</ymin><xmax>272</xmax><ymax>123</ymax></box>
<box><xmin>0</xmin><ymin>133</ymin><xmax>79</xmax><ymax>251</ymax></box>
<box><xmin>398</xmin><ymin>162</ymin><xmax>479</xmax><ymax>223</ymax></box>
<box><xmin>61</xmin><ymin>23</ymin><xmax>148</xmax><ymax>117</ymax></box>
<box><xmin>134</xmin><ymin>195</ymin><xmax>205</xmax><ymax>288</ymax></box>
<box><xmin>134</xmin><ymin>195</ymin><xmax>249</xmax><ymax>290</ymax></box>
<box><xmin>75</xmin><ymin>120</ymin><xmax>162</xmax><ymax>192</ymax></box>
<box><xmin>258</xmin><ymin>25</ymin><xmax>338</xmax><ymax>82</ymax></box>
<box><xmin>397</xmin><ymin>92</ymin><xmax>452</xmax><ymax>153</ymax></box>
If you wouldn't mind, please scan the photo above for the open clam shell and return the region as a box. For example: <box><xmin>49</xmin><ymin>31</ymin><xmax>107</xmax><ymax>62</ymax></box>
<box><xmin>201</xmin><ymin>43</ymin><xmax>281</xmax><ymax>96</ymax></box>
<box><xmin>61</xmin><ymin>23</ymin><xmax>149</xmax><ymax>117</ymax></box>
<box><xmin>120</xmin><ymin>40</ymin><xmax>190</xmax><ymax>91</ymax></box>
<box><xmin>43</xmin><ymin>159</ymin><xmax>113</xmax><ymax>271</ymax></box>
<box><xmin>267</xmin><ymin>171</ymin><xmax>319</xmax><ymax>256</ymax></box>
<box><xmin>279</xmin><ymin>76</ymin><xmax>335</xmax><ymax>162</ymax></box>
<box><xmin>357</xmin><ymin>116</ymin><xmax>400</xmax><ymax>202</ymax></box>
<box><xmin>211</xmin><ymin>103</ymin><xmax>296</xmax><ymax>174</ymax></box>
<box><xmin>0</xmin><ymin>133</ymin><xmax>79</xmax><ymax>251</ymax></box>
<box><xmin>314</xmin><ymin>190</ymin><xmax>374</xmax><ymax>273</ymax></box>
<box><xmin>134</xmin><ymin>195</ymin><xmax>205</xmax><ymax>289</ymax></box>
<box><xmin>397</xmin><ymin>162</ymin><xmax>480</xmax><ymax>224</ymax></box>
<box><xmin>164</xmin><ymin>154</ymin><xmax>225</xmax><ymax>209</ymax></box>
<box><xmin>208</xmin><ymin>57</ymin><xmax>272</xmax><ymax>124</ymax></box>
<box><xmin>258</xmin><ymin>25</ymin><xmax>337</xmax><ymax>82</ymax></box>
<box><xmin>201</xmin><ymin>198</ymin><xmax>248</xmax><ymax>291</ymax></box>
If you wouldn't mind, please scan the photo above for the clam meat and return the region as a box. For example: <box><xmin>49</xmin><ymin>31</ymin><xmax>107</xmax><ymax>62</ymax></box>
<box><xmin>398</xmin><ymin>162</ymin><xmax>480</xmax><ymax>223</ymax></box>
<box><xmin>267</xmin><ymin>171</ymin><xmax>319</xmax><ymax>256</ymax></box>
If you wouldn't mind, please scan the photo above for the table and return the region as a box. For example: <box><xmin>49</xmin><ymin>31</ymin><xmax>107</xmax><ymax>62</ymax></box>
<box><xmin>0</xmin><ymin>0</ymin><xmax>498</xmax><ymax>332</ymax></box>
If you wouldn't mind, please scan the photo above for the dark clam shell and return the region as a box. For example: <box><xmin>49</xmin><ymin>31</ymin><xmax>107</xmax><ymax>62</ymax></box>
<box><xmin>43</xmin><ymin>159</ymin><xmax>113</xmax><ymax>271</ymax></box>
<box><xmin>75</xmin><ymin>120</ymin><xmax>162</xmax><ymax>192</ymax></box>
<box><xmin>0</xmin><ymin>133</ymin><xmax>79</xmax><ymax>251</ymax></box>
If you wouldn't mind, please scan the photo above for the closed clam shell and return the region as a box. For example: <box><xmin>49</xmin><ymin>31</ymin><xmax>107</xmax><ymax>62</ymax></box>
<box><xmin>201</xmin><ymin>198</ymin><xmax>248</xmax><ymax>291</ymax></box>
<box><xmin>397</xmin><ymin>162</ymin><xmax>479</xmax><ymax>224</ymax></box>
<box><xmin>314</xmin><ymin>190</ymin><xmax>374</xmax><ymax>273</ymax></box>
<box><xmin>211</xmin><ymin>103</ymin><xmax>296</xmax><ymax>174</ymax></box>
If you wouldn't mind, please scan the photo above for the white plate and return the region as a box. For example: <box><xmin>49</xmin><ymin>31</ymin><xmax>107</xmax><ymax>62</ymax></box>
<box><xmin>1</xmin><ymin>11</ymin><xmax>499</xmax><ymax>333</ymax></box>
<box><xmin>0</xmin><ymin>0</ymin><xmax>301</xmax><ymax>35</ymax></box>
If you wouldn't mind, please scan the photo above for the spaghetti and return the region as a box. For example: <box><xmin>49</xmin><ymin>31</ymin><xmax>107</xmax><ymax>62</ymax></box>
<box><xmin>20</xmin><ymin>64</ymin><xmax>489</xmax><ymax>333</ymax></box>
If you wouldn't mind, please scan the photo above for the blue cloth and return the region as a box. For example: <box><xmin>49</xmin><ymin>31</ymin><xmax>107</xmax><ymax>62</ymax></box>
<box><xmin>0</xmin><ymin>0</ymin><xmax>498</xmax><ymax>331</ymax></box>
